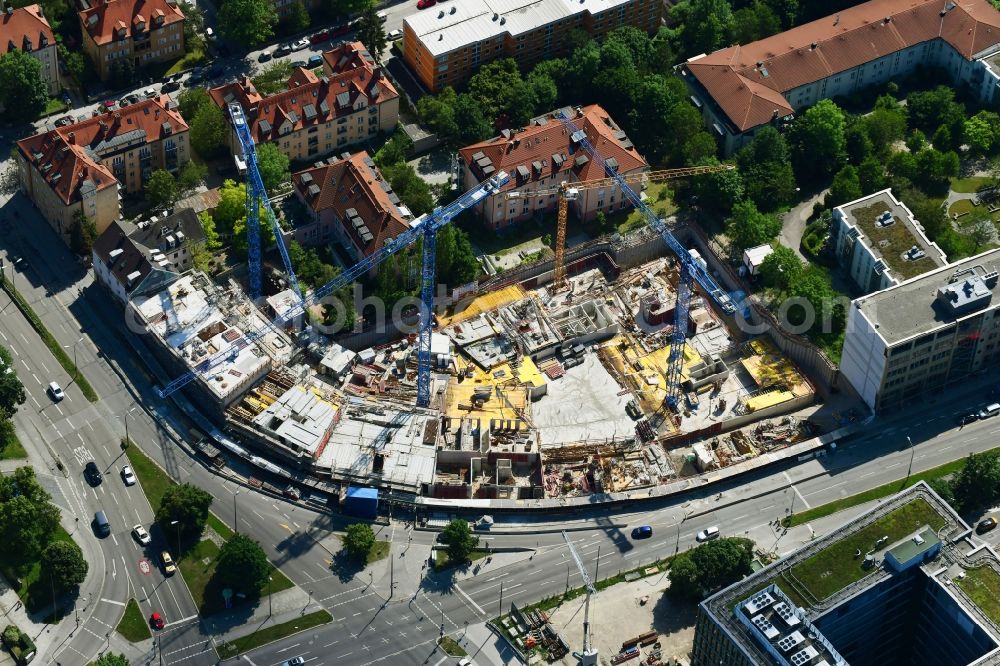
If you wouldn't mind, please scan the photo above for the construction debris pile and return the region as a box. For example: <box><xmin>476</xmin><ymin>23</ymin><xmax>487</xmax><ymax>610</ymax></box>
<box><xmin>687</xmin><ymin>416</ymin><xmax>815</xmax><ymax>472</ymax></box>
<box><xmin>540</xmin><ymin>440</ymin><xmax>677</xmax><ymax>498</ymax></box>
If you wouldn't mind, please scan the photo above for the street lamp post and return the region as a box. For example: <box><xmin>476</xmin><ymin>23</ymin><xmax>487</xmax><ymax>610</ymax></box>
<box><xmin>170</xmin><ymin>520</ymin><xmax>181</xmax><ymax>555</ymax></box>
<box><xmin>63</xmin><ymin>337</ymin><xmax>84</xmax><ymax>382</ymax></box>
<box><xmin>907</xmin><ymin>436</ymin><xmax>916</xmax><ymax>479</ymax></box>
<box><xmin>233</xmin><ymin>491</ymin><xmax>240</xmax><ymax>535</ymax></box>
<box><xmin>268</xmin><ymin>576</ymin><xmax>272</xmax><ymax>618</ymax></box>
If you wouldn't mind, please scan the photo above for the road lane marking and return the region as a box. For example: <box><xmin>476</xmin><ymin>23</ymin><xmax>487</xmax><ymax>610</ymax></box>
<box><xmin>276</xmin><ymin>642</ymin><xmax>301</xmax><ymax>653</ymax></box>
<box><xmin>101</xmin><ymin>598</ymin><xmax>127</xmax><ymax>606</ymax></box>
<box><xmin>454</xmin><ymin>583</ymin><xmax>485</xmax><ymax>615</ymax></box>
<box><xmin>31</xmin><ymin>373</ymin><xmax>39</xmax><ymax>384</ymax></box>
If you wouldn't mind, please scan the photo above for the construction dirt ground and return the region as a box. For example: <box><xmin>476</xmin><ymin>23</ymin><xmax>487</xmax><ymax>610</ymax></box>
<box><xmin>544</xmin><ymin>574</ymin><xmax>695</xmax><ymax>665</ymax></box>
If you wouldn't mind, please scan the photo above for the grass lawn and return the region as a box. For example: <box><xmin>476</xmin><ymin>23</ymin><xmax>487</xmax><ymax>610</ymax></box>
<box><xmin>605</xmin><ymin>182</ymin><xmax>678</xmax><ymax>234</ymax></box>
<box><xmin>124</xmin><ymin>442</ymin><xmax>174</xmax><ymax>509</ymax></box>
<box><xmin>216</xmin><ymin>609</ymin><xmax>332</xmax><ymax>659</ymax></box>
<box><xmin>117</xmin><ymin>598</ymin><xmax>152</xmax><ymax>643</ymax></box>
<box><xmin>434</xmin><ymin>548</ymin><xmax>489</xmax><ymax>570</ymax></box>
<box><xmin>165</xmin><ymin>48</ymin><xmax>208</xmax><ymax>77</ymax></box>
<box><xmin>43</xmin><ymin>98</ymin><xmax>67</xmax><ymax>116</ymax></box>
<box><xmin>367</xmin><ymin>540</ymin><xmax>390</xmax><ymax>564</ymax></box>
<box><xmin>1</xmin><ymin>525</ymin><xmax>75</xmax><ymax>617</ymax></box>
<box><xmin>459</xmin><ymin>215</ymin><xmax>560</xmax><ymax>258</ymax></box>
<box><xmin>956</xmin><ymin>566</ymin><xmax>1000</xmax><ymax>625</ymax></box>
<box><xmin>785</xmin><ymin>454</ymin><xmax>979</xmax><ymax>527</ymax></box>
<box><xmin>949</xmin><ymin>199</ymin><xmax>997</xmax><ymax>226</ymax></box>
<box><xmin>789</xmin><ymin>497</ymin><xmax>945</xmax><ymax>603</ymax></box>
<box><xmin>951</xmin><ymin>176</ymin><xmax>995</xmax><ymax>194</ymax></box>
<box><xmin>0</xmin><ymin>419</ymin><xmax>27</xmax><ymax>460</ymax></box>
<box><xmin>179</xmin><ymin>538</ymin><xmax>293</xmax><ymax>615</ymax></box>
<box><xmin>439</xmin><ymin>636</ymin><xmax>467</xmax><ymax>657</ymax></box>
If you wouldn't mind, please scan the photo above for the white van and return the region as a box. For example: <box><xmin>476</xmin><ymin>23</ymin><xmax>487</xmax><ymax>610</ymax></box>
<box><xmin>979</xmin><ymin>403</ymin><xmax>1000</xmax><ymax>419</ymax></box>
<box><xmin>696</xmin><ymin>526</ymin><xmax>720</xmax><ymax>542</ymax></box>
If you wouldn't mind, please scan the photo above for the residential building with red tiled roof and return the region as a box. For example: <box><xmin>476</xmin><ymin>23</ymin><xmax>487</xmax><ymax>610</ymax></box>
<box><xmin>458</xmin><ymin>104</ymin><xmax>648</xmax><ymax>230</ymax></box>
<box><xmin>0</xmin><ymin>5</ymin><xmax>59</xmax><ymax>98</ymax></box>
<box><xmin>16</xmin><ymin>95</ymin><xmax>190</xmax><ymax>244</ymax></box>
<box><xmin>79</xmin><ymin>0</ymin><xmax>185</xmax><ymax>81</ymax></box>
<box><xmin>680</xmin><ymin>0</ymin><xmax>1000</xmax><ymax>155</ymax></box>
<box><xmin>209</xmin><ymin>41</ymin><xmax>399</xmax><ymax>165</ymax></box>
<box><xmin>403</xmin><ymin>0</ymin><xmax>661</xmax><ymax>94</ymax></box>
<box><xmin>292</xmin><ymin>151</ymin><xmax>411</xmax><ymax>274</ymax></box>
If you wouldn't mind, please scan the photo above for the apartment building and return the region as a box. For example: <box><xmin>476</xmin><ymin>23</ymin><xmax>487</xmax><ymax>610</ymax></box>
<box><xmin>458</xmin><ymin>104</ymin><xmax>648</xmax><ymax>229</ymax></box>
<box><xmin>840</xmin><ymin>248</ymin><xmax>1000</xmax><ymax>413</ymax></box>
<box><xmin>91</xmin><ymin>211</ymin><xmax>206</xmax><ymax>305</ymax></box>
<box><xmin>209</xmin><ymin>42</ymin><xmax>399</xmax><ymax>165</ymax></box>
<box><xmin>16</xmin><ymin>96</ymin><xmax>190</xmax><ymax>243</ymax></box>
<box><xmin>292</xmin><ymin>151</ymin><xmax>410</xmax><ymax>274</ymax></box>
<box><xmin>79</xmin><ymin>0</ymin><xmax>185</xmax><ymax>81</ymax></box>
<box><xmin>679</xmin><ymin>0</ymin><xmax>1000</xmax><ymax>155</ymax></box>
<box><xmin>693</xmin><ymin>483</ymin><xmax>1000</xmax><ymax>666</ymax></box>
<box><xmin>831</xmin><ymin>189</ymin><xmax>947</xmax><ymax>294</ymax></box>
<box><xmin>403</xmin><ymin>0</ymin><xmax>661</xmax><ymax>93</ymax></box>
<box><xmin>0</xmin><ymin>5</ymin><xmax>59</xmax><ymax>98</ymax></box>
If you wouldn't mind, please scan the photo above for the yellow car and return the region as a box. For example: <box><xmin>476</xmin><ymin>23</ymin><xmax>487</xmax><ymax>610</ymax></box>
<box><xmin>161</xmin><ymin>551</ymin><xmax>177</xmax><ymax>576</ymax></box>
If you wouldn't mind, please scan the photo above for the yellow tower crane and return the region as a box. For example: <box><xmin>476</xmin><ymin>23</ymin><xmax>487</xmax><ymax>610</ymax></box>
<box><xmin>507</xmin><ymin>164</ymin><xmax>735</xmax><ymax>289</ymax></box>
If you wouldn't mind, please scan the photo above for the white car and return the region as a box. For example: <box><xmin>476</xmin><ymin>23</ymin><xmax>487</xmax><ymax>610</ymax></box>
<box><xmin>121</xmin><ymin>465</ymin><xmax>137</xmax><ymax>486</ymax></box>
<box><xmin>132</xmin><ymin>525</ymin><xmax>151</xmax><ymax>545</ymax></box>
<box><xmin>696</xmin><ymin>526</ymin><xmax>721</xmax><ymax>542</ymax></box>
<box><xmin>48</xmin><ymin>381</ymin><xmax>64</xmax><ymax>401</ymax></box>
<box><xmin>290</xmin><ymin>38</ymin><xmax>309</xmax><ymax>51</ymax></box>
<box><xmin>282</xmin><ymin>658</ymin><xmax>305</xmax><ymax>666</ymax></box>
<box><xmin>387</xmin><ymin>28</ymin><xmax>402</xmax><ymax>40</ymax></box>
<box><xmin>458</xmin><ymin>659</ymin><xmax>475</xmax><ymax>666</ymax></box>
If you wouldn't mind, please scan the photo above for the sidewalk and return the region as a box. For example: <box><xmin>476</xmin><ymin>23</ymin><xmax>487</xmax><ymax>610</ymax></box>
<box><xmin>454</xmin><ymin>622</ymin><xmax>526</xmax><ymax>666</ymax></box>
<box><xmin>203</xmin><ymin>587</ymin><xmax>322</xmax><ymax>648</ymax></box>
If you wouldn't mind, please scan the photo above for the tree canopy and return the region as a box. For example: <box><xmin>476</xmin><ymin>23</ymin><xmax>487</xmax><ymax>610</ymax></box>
<box><xmin>441</xmin><ymin>519</ymin><xmax>479</xmax><ymax>563</ymax></box>
<box><xmin>0</xmin><ymin>467</ymin><xmax>61</xmax><ymax>567</ymax></box>
<box><xmin>356</xmin><ymin>0</ymin><xmax>387</xmax><ymax>62</ymax></box>
<box><xmin>155</xmin><ymin>483</ymin><xmax>213</xmax><ymax>537</ymax></box>
<box><xmin>42</xmin><ymin>540</ymin><xmax>88</xmax><ymax>592</ymax></box>
<box><xmin>215</xmin><ymin>534</ymin><xmax>270</xmax><ymax>593</ymax></box>
<box><xmin>0</xmin><ymin>347</ymin><xmax>26</xmax><ymax>419</ymax></box>
<box><xmin>189</xmin><ymin>103</ymin><xmax>228</xmax><ymax>159</ymax></box>
<box><xmin>217</xmin><ymin>0</ymin><xmax>277</xmax><ymax>46</ymax></box>
<box><xmin>256</xmin><ymin>142</ymin><xmax>290</xmax><ymax>192</ymax></box>
<box><xmin>726</xmin><ymin>200</ymin><xmax>782</xmax><ymax>252</ymax></box>
<box><xmin>668</xmin><ymin>537</ymin><xmax>755</xmax><ymax>600</ymax></box>
<box><xmin>343</xmin><ymin>522</ymin><xmax>376</xmax><ymax>560</ymax></box>
<box><xmin>0</xmin><ymin>49</ymin><xmax>47</xmax><ymax>124</ymax></box>
<box><xmin>145</xmin><ymin>169</ymin><xmax>178</xmax><ymax>209</ymax></box>
<box><xmin>94</xmin><ymin>655</ymin><xmax>130</xmax><ymax>666</ymax></box>
<box><xmin>214</xmin><ymin>180</ymin><xmax>248</xmax><ymax>234</ymax></box>
<box><xmin>789</xmin><ymin>100</ymin><xmax>847</xmax><ymax>183</ymax></box>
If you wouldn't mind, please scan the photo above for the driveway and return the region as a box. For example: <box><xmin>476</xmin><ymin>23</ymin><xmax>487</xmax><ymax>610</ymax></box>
<box><xmin>779</xmin><ymin>189</ymin><xmax>828</xmax><ymax>260</ymax></box>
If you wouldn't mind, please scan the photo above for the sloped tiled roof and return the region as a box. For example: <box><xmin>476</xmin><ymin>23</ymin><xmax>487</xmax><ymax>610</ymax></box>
<box><xmin>0</xmin><ymin>5</ymin><xmax>54</xmax><ymax>55</ymax></box>
<box><xmin>294</xmin><ymin>151</ymin><xmax>409</xmax><ymax>258</ymax></box>
<box><xmin>457</xmin><ymin>104</ymin><xmax>648</xmax><ymax>194</ymax></box>
<box><xmin>210</xmin><ymin>42</ymin><xmax>398</xmax><ymax>145</ymax></box>
<box><xmin>92</xmin><ymin>220</ymin><xmax>153</xmax><ymax>294</ymax></box>
<box><xmin>16</xmin><ymin>95</ymin><xmax>188</xmax><ymax>205</ymax></box>
<box><xmin>685</xmin><ymin>0</ymin><xmax>1000</xmax><ymax>132</ymax></box>
<box><xmin>79</xmin><ymin>0</ymin><xmax>183</xmax><ymax>46</ymax></box>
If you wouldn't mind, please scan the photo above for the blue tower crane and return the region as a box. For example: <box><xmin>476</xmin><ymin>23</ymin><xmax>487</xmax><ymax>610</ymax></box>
<box><xmin>228</xmin><ymin>103</ymin><xmax>303</xmax><ymax>302</ymax></box>
<box><xmin>554</xmin><ymin>109</ymin><xmax>735</xmax><ymax>410</ymax></box>
<box><xmin>156</xmin><ymin>170</ymin><xmax>511</xmax><ymax>404</ymax></box>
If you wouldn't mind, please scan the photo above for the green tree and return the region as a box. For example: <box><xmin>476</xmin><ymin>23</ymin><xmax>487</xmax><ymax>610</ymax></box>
<box><xmin>189</xmin><ymin>103</ymin><xmax>228</xmax><ymax>158</ymax></box>
<box><xmin>965</xmin><ymin>111</ymin><xmax>1000</xmax><ymax>156</ymax></box>
<box><xmin>94</xmin><ymin>655</ymin><xmax>130</xmax><ymax>666</ymax></box>
<box><xmin>666</xmin><ymin>551</ymin><xmax>701</xmax><ymax>599</ymax></box>
<box><xmin>69</xmin><ymin>209</ymin><xmax>98</xmax><ymax>256</ymax></box>
<box><xmin>256</xmin><ymin>142</ymin><xmax>290</xmax><ymax>192</ymax></box>
<box><xmin>441</xmin><ymin>519</ymin><xmax>478</xmax><ymax>564</ymax></box>
<box><xmin>287</xmin><ymin>0</ymin><xmax>310</xmax><ymax>32</ymax></box>
<box><xmin>0</xmin><ymin>468</ymin><xmax>60</xmax><ymax>566</ymax></box>
<box><xmin>454</xmin><ymin>93</ymin><xmax>494</xmax><ymax>145</ymax></box>
<box><xmin>217</xmin><ymin>0</ymin><xmax>277</xmax><ymax>47</ymax></box>
<box><xmin>145</xmin><ymin>169</ymin><xmax>178</xmax><ymax>209</ymax></box>
<box><xmin>436</xmin><ymin>225</ymin><xmax>479</xmax><ymax>285</ymax></box>
<box><xmin>216</xmin><ymin>534</ymin><xmax>270</xmax><ymax>593</ymax></box>
<box><xmin>861</xmin><ymin>104</ymin><xmax>907</xmax><ymax>156</ymax></box>
<box><xmin>966</xmin><ymin>217</ymin><xmax>995</xmax><ymax>253</ymax></box>
<box><xmin>668</xmin><ymin>537</ymin><xmax>755</xmax><ymax>600</ymax></box>
<box><xmin>416</xmin><ymin>87</ymin><xmax>459</xmax><ymax>145</ymax></box>
<box><xmin>109</xmin><ymin>57</ymin><xmax>135</xmax><ymax>88</ymax></box>
<box><xmin>179</xmin><ymin>1</ymin><xmax>206</xmax><ymax>51</ymax></box>
<box><xmin>178</xmin><ymin>160</ymin><xmax>208</xmax><ymax>192</ymax></box>
<box><xmin>951</xmin><ymin>451</ymin><xmax>1000</xmax><ymax>513</ymax></box>
<box><xmin>198</xmin><ymin>211</ymin><xmax>221</xmax><ymax>250</ymax></box>
<box><xmin>906</xmin><ymin>86</ymin><xmax>964</xmax><ymax>135</ymax></box>
<box><xmin>155</xmin><ymin>483</ymin><xmax>213</xmax><ymax>538</ymax></box>
<box><xmin>343</xmin><ymin>522</ymin><xmax>376</xmax><ymax>560</ymax></box>
<box><xmin>913</xmin><ymin>148</ymin><xmax>960</xmax><ymax>195</ymax></box>
<box><xmin>672</xmin><ymin>0</ymin><xmax>733</xmax><ymax>57</ymax></box>
<box><xmin>0</xmin><ymin>347</ymin><xmax>26</xmax><ymax>419</ymax></box>
<box><xmin>829</xmin><ymin>165</ymin><xmax>862</xmax><ymax>204</ymax></box>
<box><xmin>41</xmin><ymin>540</ymin><xmax>88</xmax><ymax>592</ymax></box>
<box><xmin>232</xmin><ymin>210</ymin><xmax>276</xmax><ymax>256</ymax></box>
<box><xmin>356</xmin><ymin>0</ymin><xmax>387</xmax><ymax>62</ymax></box>
<box><xmin>789</xmin><ymin>99</ymin><xmax>847</xmax><ymax>183</ymax></box>
<box><xmin>857</xmin><ymin>156</ymin><xmax>886</xmax><ymax>195</ymax></box>
<box><xmin>374</xmin><ymin>126</ymin><xmax>413</xmax><ymax>168</ymax></box>
<box><xmin>0</xmin><ymin>49</ymin><xmax>47</xmax><ymax>123</ymax></box>
<box><xmin>736</xmin><ymin>127</ymin><xmax>797</xmax><ymax>211</ymax></box>
<box><xmin>758</xmin><ymin>244</ymin><xmax>803</xmax><ymax>290</ymax></box>
<box><xmin>467</xmin><ymin>59</ymin><xmax>522</xmax><ymax>121</ymax></box>
<box><xmin>214</xmin><ymin>179</ymin><xmax>248</xmax><ymax>233</ymax></box>
<box><xmin>381</xmin><ymin>163</ymin><xmax>435</xmax><ymax>216</ymax></box>
<box><xmin>692</xmin><ymin>160</ymin><xmax>744</xmax><ymax>215</ymax></box>
<box><xmin>787</xmin><ymin>265</ymin><xmax>843</xmax><ymax>331</ymax></box>
<box><xmin>178</xmin><ymin>88</ymin><xmax>212</xmax><ymax>122</ymax></box>
<box><xmin>726</xmin><ymin>200</ymin><xmax>782</xmax><ymax>251</ymax></box>
<box><xmin>731</xmin><ymin>0</ymin><xmax>781</xmax><ymax>43</ymax></box>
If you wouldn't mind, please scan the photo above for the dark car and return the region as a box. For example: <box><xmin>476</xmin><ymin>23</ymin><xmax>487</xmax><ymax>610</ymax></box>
<box><xmin>307</xmin><ymin>54</ymin><xmax>323</xmax><ymax>68</ymax></box>
<box><xmin>978</xmin><ymin>517</ymin><xmax>998</xmax><ymax>534</ymax></box>
<box><xmin>309</xmin><ymin>29</ymin><xmax>331</xmax><ymax>44</ymax></box>
<box><xmin>959</xmin><ymin>413</ymin><xmax>979</xmax><ymax>426</ymax></box>
<box><xmin>161</xmin><ymin>80</ymin><xmax>181</xmax><ymax>93</ymax></box>
<box><xmin>84</xmin><ymin>461</ymin><xmax>103</xmax><ymax>486</ymax></box>
<box><xmin>54</xmin><ymin>115</ymin><xmax>75</xmax><ymax>127</ymax></box>
<box><xmin>291</xmin><ymin>59</ymin><xmax>307</xmax><ymax>68</ymax></box>
<box><xmin>275</xmin><ymin>43</ymin><xmax>292</xmax><ymax>57</ymax></box>
<box><xmin>631</xmin><ymin>525</ymin><xmax>653</xmax><ymax>539</ymax></box>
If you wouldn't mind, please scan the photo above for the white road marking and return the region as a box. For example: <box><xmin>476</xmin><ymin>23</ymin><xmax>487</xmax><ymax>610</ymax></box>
<box><xmin>101</xmin><ymin>597</ymin><xmax>127</xmax><ymax>606</ymax></box>
<box><xmin>454</xmin><ymin>583</ymin><xmax>485</xmax><ymax>615</ymax></box>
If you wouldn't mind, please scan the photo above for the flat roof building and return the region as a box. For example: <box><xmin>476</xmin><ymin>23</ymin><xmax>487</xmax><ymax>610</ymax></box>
<box><xmin>679</xmin><ymin>0</ymin><xmax>1000</xmax><ymax>155</ymax></box>
<box><xmin>831</xmin><ymin>189</ymin><xmax>947</xmax><ymax>294</ymax></box>
<box><xmin>694</xmin><ymin>482</ymin><xmax>1000</xmax><ymax>665</ymax></box>
<box><xmin>402</xmin><ymin>0</ymin><xmax>660</xmax><ymax>93</ymax></box>
<box><xmin>841</xmin><ymin>248</ymin><xmax>1000</xmax><ymax>411</ymax></box>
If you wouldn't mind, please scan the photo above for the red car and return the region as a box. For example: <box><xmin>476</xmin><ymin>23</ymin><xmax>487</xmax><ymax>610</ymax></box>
<box><xmin>330</xmin><ymin>23</ymin><xmax>351</xmax><ymax>38</ymax></box>
<box><xmin>309</xmin><ymin>29</ymin><xmax>331</xmax><ymax>44</ymax></box>
<box><xmin>150</xmin><ymin>612</ymin><xmax>165</xmax><ymax>630</ymax></box>
<box><xmin>102</xmin><ymin>99</ymin><xmax>116</xmax><ymax>110</ymax></box>
<box><xmin>417</xmin><ymin>0</ymin><xmax>435</xmax><ymax>8</ymax></box>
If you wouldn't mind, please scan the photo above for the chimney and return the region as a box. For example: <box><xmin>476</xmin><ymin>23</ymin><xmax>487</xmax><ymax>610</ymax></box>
<box><xmin>68</xmin><ymin>131</ymin><xmax>75</xmax><ymax>144</ymax></box>
<box><xmin>5</xmin><ymin>6</ymin><xmax>12</xmax><ymax>15</ymax></box>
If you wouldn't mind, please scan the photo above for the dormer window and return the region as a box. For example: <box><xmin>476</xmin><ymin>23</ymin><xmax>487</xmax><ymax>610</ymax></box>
<box><xmin>22</xmin><ymin>37</ymin><xmax>33</xmax><ymax>52</ymax></box>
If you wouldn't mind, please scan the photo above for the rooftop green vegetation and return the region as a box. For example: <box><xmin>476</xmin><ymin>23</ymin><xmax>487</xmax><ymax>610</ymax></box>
<box><xmin>788</xmin><ymin>497</ymin><xmax>946</xmax><ymax>603</ymax></box>
<box><xmin>850</xmin><ymin>201</ymin><xmax>936</xmax><ymax>280</ymax></box>
<box><xmin>956</xmin><ymin>566</ymin><xmax>1000</xmax><ymax>626</ymax></box>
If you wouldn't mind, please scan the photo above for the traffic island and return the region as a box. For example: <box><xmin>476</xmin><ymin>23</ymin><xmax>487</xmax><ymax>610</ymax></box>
<box><xmin>116</xmin><ymin>598</ymin><xmax>151</xmax><ymax>643</ymax></box>
<box><xmin>215</xmin><ymin>609</ymin><xmax>333</xmax><ymax>660</ymax></box>
<box><xmin>438</xmin><ymin>635</ymin><xmax>467</xmax><ymax>657</ymax></box>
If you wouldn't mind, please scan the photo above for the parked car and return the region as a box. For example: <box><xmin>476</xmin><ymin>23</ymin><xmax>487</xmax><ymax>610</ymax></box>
<box><xmin>979</xmin><ymin>403</ymin><xmax>1000</xmax><ymax>419</ymax></box>
<box><xmin>309</xmin><ymin>29</ymin><xmax>331</xmax><ymax>44</ymax></box>
<box><xmin>161</xmin><ymin>80</ymin><xmax>181</xmax><ymax>93</ymax></box>
<box><xmin>291</xmin><ymin>59</ymin><xmax>307</xmax><ymax>68</ymax></box>
<box><xmin>54</xmin><ymin>115</ymin><xmax>75</xmax><ymax>127</ymax></box>
<box><xmin>291</xmin><ymin>37</ymin><xmax>310</xmax><ymax>51</ymax></box>
<box><xmin>48</xmin><ymin>381</ymin><xmax>64</xmax><ymax>401</ymax></box>
<box><xmin>121</xmin><ymin>465</ymin><xmax>137</xmax><ymax>486</ymax></box>
<box><xmin>275</xmin><ymin>43</ymin><xmax>292</xmax><ymax>56</ymax></box>
<box><xmin>150</xmin><ymin>612</ymin><xmax>165</xmax><ymax>630</ymax></box>
<box><xmin>330</xmin><ymin>22</ymin><xmax>351</xmax><ymax>37</ymax></box>
<box><xmin>160</xmin><ymin>551</ymin><xmax>177</xmax><ymax>575</ymax></box>
<box><xmin>142</xmin><ymin>87</ymin><xmax>156</xmax><ymax>98</ymax></box>
<box><xmin>307</xmin><ymin>54</ymin><xmax>323</xmax><ymax>68</ymax></box>
<box><xmin>119</xmin><ymin>94</ymin><xmax>138</xmax><ymax>107</ymax></box>
<box><xmin>377</xmin><ymin>9</ymin><xmax>387</xmax><ymax>20</ymax></box>
<box><xmin>978</xmin><ymin>517</ymin><xmax>998</xmax><ymax>534</ymax></box>
<box><xmin>387</xmin><ymin>28</ymin><xmax>402</xmax><ymax>40</ymax></box>
<box><xmin>631</xmin><ymin>525</ymin><xmax>653</xmax><ymax>539</ymax></box>
<box><xmin>84</xmin><ymin>461</ymin><xmax>103</xmax><ymax>486</ymax></box>
<box><xmin>417</xmin><ymin>0</ymin><xmax>435</xmax><ymax>8</ymax></box>
<box><xmin>696</xmin><ymin>526</ymin><xmax>721</xmax><ymax>542</ymax></box>
<box><xmin>132</xmin><ymin>524</ymin><xmax>151</xmax><ymax>545</ymax></box>
<box><xmin>102</xmin><ymin>99</ymin><xmax>117</xmax><ymax>109</ymax></box>
<box><xmin>258</xmin><ymin>50</ymin><xmax>274</xmax><ymax>63</ymax></box>
<box><xmin>959</xmin><ymin>412</ymin><xmax>979</xmax><ymax>425</ymax></box>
